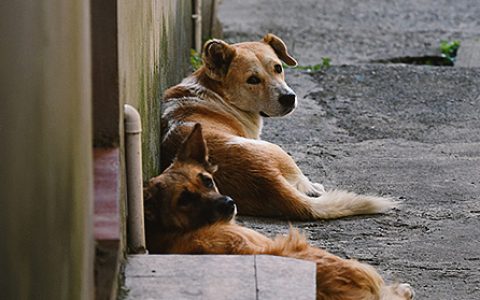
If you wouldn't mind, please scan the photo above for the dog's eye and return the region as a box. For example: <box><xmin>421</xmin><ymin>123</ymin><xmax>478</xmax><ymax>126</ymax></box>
<box><xmin>274</xmin><ymin>64</ymin><xmax>283</xmax><ymax>74</ymax></box>
<box><xmin>200</xmin><ymin>174</ymin><xmax>215</xmax><ymax>189</ymax></box>
<box><xmin>247</xmin><ymin>75</ymin><xmax>261</xmax><ymax>85</ymax></box>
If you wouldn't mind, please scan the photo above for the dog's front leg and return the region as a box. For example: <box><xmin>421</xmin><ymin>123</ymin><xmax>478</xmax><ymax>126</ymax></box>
<box><xmin>278</xmin><ymin>154</ymin><xmax>326</xmax><ymax>197</ymax></box>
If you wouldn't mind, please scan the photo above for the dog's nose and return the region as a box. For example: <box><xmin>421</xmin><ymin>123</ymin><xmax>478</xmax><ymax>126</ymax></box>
<box><xmin>216</xmin><ymin>196</ymin><xmax>235</xmax><ymax>215</ymax></box>
<box><xmin>279</xmin><ymin>93</ymin><xmax>296</xmax><ymax>107</ymax></box>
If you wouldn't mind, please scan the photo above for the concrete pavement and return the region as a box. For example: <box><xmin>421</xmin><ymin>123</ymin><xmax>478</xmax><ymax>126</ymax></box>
<box><xmin>124</xmin><ymin>255</ymin><xmax>315</xmax><ymax>300</ymax></box>
<box><xmin>220</xmin><ymin>0</ymin><xmax>480</xmax><ymax>299</ymax></box>
<box><xmin>123</xmin><ymin>1</ymin><xmax>480</xmax><ymax>299</ymax></box>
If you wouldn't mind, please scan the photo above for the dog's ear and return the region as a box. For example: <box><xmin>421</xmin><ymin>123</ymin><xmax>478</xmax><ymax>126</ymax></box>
<box><xmin>202</xmin><ymin>39</ymin><xmax>236</xmax><ymax>81</ymax></box>
<box><xmin>262</xmin><ymin>34</ymin><xmax>297</xmax><ymax>67</ymax></box>
<box><xmin>177</xmin><ymin>123</ymin><xmax>209</xmax><ymax>165</ymax></box>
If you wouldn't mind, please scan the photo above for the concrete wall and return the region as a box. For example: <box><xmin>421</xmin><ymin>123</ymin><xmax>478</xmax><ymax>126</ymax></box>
<box><xmin>202</xmin><ymin>0</ymin><xmax>223</xmax><ymax>40</ymax></box>
<box><xmin>0</xmin><ymin>1</ymin><xmax>93</xmax><ymax>299</ymax></box>
<box><xmin>91</xmin><ymin>2</ymin><xmax>215</xmax><ymax>297</ymax></box>
<box><xmin>0</xmin><ymin>1</ymin><xmax>218</xmax><ymax>299</ymax></box>
<box><xmin>118</xmin><ymin>0</ymin><xmax>193</xmax><ymax>179</ymax></box>
<box><xmin>92</xmin><ymin>0</ymin><xmax>121</xmax><ymax>147</ymax></box>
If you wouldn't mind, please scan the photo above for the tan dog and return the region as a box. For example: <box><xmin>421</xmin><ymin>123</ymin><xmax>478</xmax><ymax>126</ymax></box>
<box><xmin>145</xmin><ymin>124</ymin><xmax>414</xmax><ymax>300</ymax></box>
<box><xmin>161</xmin><ymin>34</ymin><xmax>396</xmax><ymax>220</ymax></box>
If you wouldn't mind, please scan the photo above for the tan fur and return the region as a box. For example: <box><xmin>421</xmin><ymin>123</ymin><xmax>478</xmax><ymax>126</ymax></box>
<box><xmin>145</xmin><ymin>125</ymin><xmax>414</xmax><ymax>300</ymax></box>
<box><xmin>161</xmin><ymin>34</ymin><xmax>397</xmax><ymax>220</ymax></box>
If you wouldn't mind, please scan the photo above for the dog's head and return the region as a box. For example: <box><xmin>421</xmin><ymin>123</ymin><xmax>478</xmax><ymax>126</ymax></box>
<box><xmin>144</xmin><ymin>124</ymin><xmax>236</xmax><ymax>232</ymax></box>
<box><xmin>201</xmin><ymin>34</ymin><xmax>298</xmax><ymax>117</ymax></box>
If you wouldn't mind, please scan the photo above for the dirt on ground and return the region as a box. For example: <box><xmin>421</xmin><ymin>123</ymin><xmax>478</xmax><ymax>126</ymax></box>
<box><xmin>219</xmin><ymin>1</ymin><xmax>480</xmax><ymax>299</ymax></box>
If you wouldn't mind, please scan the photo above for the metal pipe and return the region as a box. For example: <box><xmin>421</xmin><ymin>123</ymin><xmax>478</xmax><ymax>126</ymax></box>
<box><xmin>192</xmin><ymin>0</ymin><xmax>202</xmax><ymax>53</ymax></box>
<box><xmin>124</xmin><ymin>104</ymin><xmax>147</xmax><ymax>254</ymax></box>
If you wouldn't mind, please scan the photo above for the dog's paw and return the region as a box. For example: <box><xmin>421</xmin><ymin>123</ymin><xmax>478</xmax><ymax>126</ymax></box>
<box><xmin>306</xmin><ymin>190</ymin><xmax>321</xmax><ymax>197</ymax></box>
<box><xmin>289</xmin><ymin>175</ymin><xmax>326</xmax><ymax>197</ymax></box>
<box><xmin>382</xmin><ymin>283</ymin><xmax>414</xmax><ymax>300</ymax></box>
<box><xmin>306</xmin><ymin>183</ymin><xmax>326</xmax><ymax>197</ymax></box>
<box><xmin>395</xmin><ymin>283</ymin><xmax>415</xmax><ymax>299</ymax></box>
<box><xmin>312</xmin><ymin>183</ymin><xmax>326</xmax><ymax>193</ymax></box>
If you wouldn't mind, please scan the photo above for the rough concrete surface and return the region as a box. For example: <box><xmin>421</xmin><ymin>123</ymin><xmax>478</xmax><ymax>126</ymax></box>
<box><xmin>220</xmin><ymin>1</ymin><xmax>480</xmax><ymax>299</ymax></box>
<box><xmin>256</xmin><ymin>255</ymin><xmax>316</xmax><ymax>300</ymax></box>
<box><xmin>124</xmin><ymin>255</ymin><xmax>315</xmax><ymax>300</ymax></box>
<box><xmin>220</xmin><ymin>0</ymin><xmax>480</xmax><ymax>66</ymax></box>
<box><xmin>456</xmin><ymin>38</ymin><xmax>480</xmax><ymax>68</ymax></box>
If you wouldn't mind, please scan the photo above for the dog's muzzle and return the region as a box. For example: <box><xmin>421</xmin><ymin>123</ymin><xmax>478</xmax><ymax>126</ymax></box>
<box><xmin>278</xmin><ymin>92</ymin><xmax>297</xmax><ymax>116</ymax></box>
<box><xmin>215</xmin><ymin>196</ymin><xmax>236</xmax><ymax>217</ymax></box>
<box><xmin>279</xmin><ymin>93</ymin><xmax>296</xmax><ymax>107</ymax></box>
<box><xmin>278</xmin><ymin>93</ymin><xmax>297</xmax><ymax>115</ymax></box>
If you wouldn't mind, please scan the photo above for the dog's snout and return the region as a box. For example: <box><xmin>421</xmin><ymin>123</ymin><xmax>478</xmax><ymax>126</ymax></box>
<box><xmin>279</xmin><ymin>93</ymin><xmax>296</xmax><ymax>107</ymax></box>
<box><xmin>216</xmin><ymin>196</ymin><xmax>235</xmax><ymax>215</ymax></box>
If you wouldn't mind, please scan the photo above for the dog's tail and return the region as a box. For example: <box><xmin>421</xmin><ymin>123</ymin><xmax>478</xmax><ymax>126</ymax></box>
<box><xmin>305</xmin><ymin>190</ymin><xmax>398</xmax><ymax>219</ymax></box>
<box><xmin>265</xmin><ymin>228</ymin><xmax>386</xmax><ymax>300</ymax></box>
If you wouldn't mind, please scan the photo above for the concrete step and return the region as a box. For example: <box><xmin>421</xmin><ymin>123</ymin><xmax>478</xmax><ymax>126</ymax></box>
<box><xmin>124</xmin><ymin>254</ymin><xmax>316</xmax><ymax>300</ymax></box>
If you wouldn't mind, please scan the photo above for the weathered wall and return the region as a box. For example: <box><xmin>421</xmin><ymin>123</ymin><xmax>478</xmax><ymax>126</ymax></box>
<box><xmin>92</xmin><ymin>0</ymin><xmax>121</xmax><ymax>147</ymax></box>
<box><xmin>202</xmin><ymin>0</ymin><xmax>223</xmax><ymax>40</ymax></box>
<box><xmin>0</xmin><ymin>1</ymin><xmax>93</xmax><ymax>299</ymax></box>
<box><xmin>118</xmin><ymin>0</ymin><xmax>193</xmax><ymax>179</ymax></box>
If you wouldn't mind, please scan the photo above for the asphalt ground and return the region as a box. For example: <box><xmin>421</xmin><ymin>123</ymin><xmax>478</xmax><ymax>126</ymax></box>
<box><xmin>219</xmin><ymin>1</ymin><xmax>480</xmax><ymax>298</ymax></box>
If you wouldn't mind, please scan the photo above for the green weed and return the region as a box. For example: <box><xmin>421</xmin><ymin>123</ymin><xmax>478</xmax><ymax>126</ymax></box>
<box><xmin>190</xmin><ymin>49</ymin><xmax>203</xmax><ymax>71</ymax></box>
<box><xmin>290</xmin><ymin>57</ymin><xmax>331</xmax><ymax>72</ymax></box>
<box><xmin>439</xmin><ymin>40</ymin><xmax>460</xmax><ymax>62</ymax></box>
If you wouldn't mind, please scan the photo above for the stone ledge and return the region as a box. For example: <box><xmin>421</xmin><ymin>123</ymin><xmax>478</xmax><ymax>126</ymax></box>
<box><xmin>124</xmin><ymin>255</ymin><xmax>316</xmax><ymax>300</ymax></box>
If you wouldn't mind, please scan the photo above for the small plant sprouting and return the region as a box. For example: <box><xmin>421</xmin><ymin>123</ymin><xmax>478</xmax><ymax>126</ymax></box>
<box><xmin>190</xmin><ymin>49</ymin><xmax>203</xmax><ymax>71</ymax></box>
<box><xmin>439</xmin><ymin>40</ymin><xmax>460</xmax><ymax>62</ymax></box>
<box><xmin>320</xmin><ymin>57</ymin><xmax>332</xmax><ymax>68</ymax></box>
<box><xmin>289</xmin><ymin>57</ymin><xmax>331</xmax><ymax>72</ymax></box>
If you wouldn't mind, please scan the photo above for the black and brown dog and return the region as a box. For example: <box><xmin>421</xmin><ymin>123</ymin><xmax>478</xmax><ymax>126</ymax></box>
<box><xmin>144</xmin><ymin>124</ymin><xmax>414</xmax><ymax>300</ymax></box>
